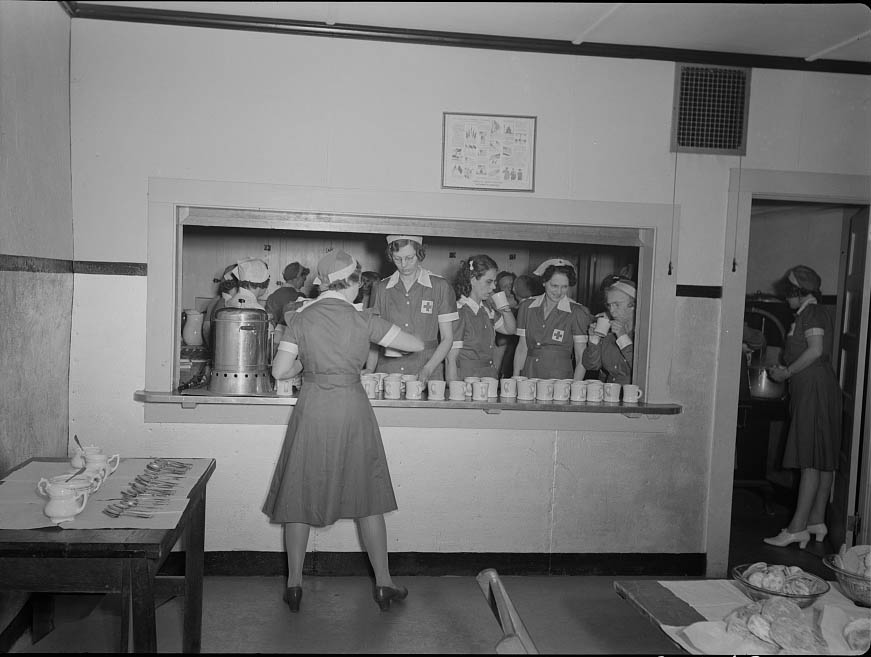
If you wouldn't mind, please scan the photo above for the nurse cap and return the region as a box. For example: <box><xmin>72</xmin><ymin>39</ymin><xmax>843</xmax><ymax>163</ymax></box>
<box><xmin>231</xmin><ymin>257</ymin><xmax>269</xmax><ymax>284</ymax></box>
<box><xmin>386</xmin><ymin>234</ymin><xmax>423</xmax><ymax>245</ymax></box>
<box><xmin>313</xmin><ymin>250</ymin><xmax>358</xmax><ymax>286</ymax></box>
<box><xmin>605</xmin><ymin>278</ymin><xmax>636</xmax><ymax>299</ymax></box>
<box><xmin>787</xmin><ymin>265</ymin><xmax>821</xmax><ymax>293</ymax></box>
<box><xmin>532</xmin><ymin>258</ymin><xmax>575</xmax><ymax>277</ymax></box>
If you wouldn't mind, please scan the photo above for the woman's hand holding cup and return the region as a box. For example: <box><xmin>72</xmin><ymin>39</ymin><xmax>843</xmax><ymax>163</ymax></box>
<box><xmin>490</xmin><ymin>291</ymin><xmax>510</xmax><ymax>311</ymax></box>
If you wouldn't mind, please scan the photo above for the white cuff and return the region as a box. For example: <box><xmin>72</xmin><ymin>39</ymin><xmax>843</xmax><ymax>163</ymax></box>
<box><xmin>451</xmin><ymin>340</ymin><xmax>464</xmax><ymax>349</ymax></box>
<box><xmin>573</xmin><ymin>334</ymin><xmax>588</xmax><ymax>344</ymax></box>
<box><xmin>438</xmin><ymin>311</ymin><xmax>460</xmax><ymax>323</ymax></box>
<box><xmin>277</xmin><ymin>341</ymin><xmax>298</xmax><ymax>356</ymax></box>
<box><xmin>616</xmin><ymin>334</ymin><xmax>633</xmax><ymax>350</ymax></box>
<box><xmin>516</xmin><ymin>328</ymin><xmax>526</xmax><ymax>337</ymax></box>
<box><xmin>377</xmin><ymin>325</ymin><xmax>402</xmax><ymax>347</ymax></box>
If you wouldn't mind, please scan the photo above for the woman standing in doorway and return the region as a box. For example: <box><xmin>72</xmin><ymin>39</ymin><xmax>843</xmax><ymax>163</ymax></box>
<box><xmin>264</xmin><ymin>250</ymin><xmax>424</xmax><ymax>612</ymax></box>
<box><xmin>764</xmin><ymin>265</ymin><xmax>842</xmax><ymax>548</ymax></box>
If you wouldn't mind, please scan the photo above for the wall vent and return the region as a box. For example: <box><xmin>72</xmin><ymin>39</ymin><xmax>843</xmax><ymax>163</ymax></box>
<box><xmin>671</xmin><ymin>64</ymin><xmax>750</xmax><ymax>155</ymax></box>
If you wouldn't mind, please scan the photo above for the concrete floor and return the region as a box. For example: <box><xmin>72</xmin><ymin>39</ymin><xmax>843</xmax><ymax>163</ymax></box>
<box><xmin>8</xmin><ymin>487</ymin><xmax>838</xmax><ymax>654</ymax></box>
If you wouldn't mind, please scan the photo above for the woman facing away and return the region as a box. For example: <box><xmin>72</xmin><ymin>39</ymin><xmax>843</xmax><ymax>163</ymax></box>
<box><xmin>264</xmin><ymin>250</ymin><xmax>424</xmax><ymax>613</ymax></box>
<box><xmin>763</xmin><ymin>264</ymin><xmax>842</xmax><ymax>549</ymax></box>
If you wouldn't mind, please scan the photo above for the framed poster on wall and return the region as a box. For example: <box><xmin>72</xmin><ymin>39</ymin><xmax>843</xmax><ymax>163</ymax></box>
<box><xmin>441</xmin><ymin>112</ymin><xmax>536</xmax><ymax>192</ymax></box>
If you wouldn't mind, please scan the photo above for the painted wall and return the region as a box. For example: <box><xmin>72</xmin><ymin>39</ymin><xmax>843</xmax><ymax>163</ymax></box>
<box><xmin>0</xmin><ymin>1</ymin><xmax>72</xmax><ymax>471</ymax></box>
<box><xmin>62</xmin><ymin>19</ymin><xmax>870</xmax><ymax>568</ymax></box>
<box><xmin>747</xmin><ymin>206</ymin><xmax>848</xmax><ymax>296</ymax></box>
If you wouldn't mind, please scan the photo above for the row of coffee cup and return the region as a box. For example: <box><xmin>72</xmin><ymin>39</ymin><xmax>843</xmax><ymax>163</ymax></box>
<box><xmin>361</xmin><ymin>372</ymin><xmax>642</xmax><ymax>403</ymax></box>
<box><xmin>503</xmin><ymin>377</ymin><xmax>641</xmax><ymax>402</ymax></box>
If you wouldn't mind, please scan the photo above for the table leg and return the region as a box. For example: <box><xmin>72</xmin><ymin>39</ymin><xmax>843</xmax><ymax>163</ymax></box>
<box><xmin>130</xmin><ymin>559</ymin><xmax>157</xmax><ymax>653</ymax></box>
<box><xmin>30</xmin><ymin>593</ymin><xmax>54</xmax><ymax>644</ymax></box>
<box><xmin>119</xmin><ymin>561</ymin><xmax>131</xmax><ymax>653</ymax></box>
<box><xmin>183</xmin><ymin>495</ymin><xmax>206</xmax><ymax>653</ymax></box>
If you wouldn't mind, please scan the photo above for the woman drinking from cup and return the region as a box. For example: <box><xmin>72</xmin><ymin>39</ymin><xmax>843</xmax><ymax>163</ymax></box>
<box><xmin>446</xmin><ymin>255</ymin><xmax>516</xmax><ymax>381</ymax></box>
<box><xmin>264</xmin><ymin>250</ymin><xmax>424</xmax><ymax>613</ymax></box>
<box><xmin>366</xmin><ymin>235</ymin><xmax>459</xmax><ymax>384</ymax></box>
<box><xmin>513</xmin><ymin>259</ymin><xmax>592</xmax><ymax>380</ymax></box>
<box><xmin>582</xmin><ymin>274</ymin><xmax>637</xmax><ymax>384</ymax></box>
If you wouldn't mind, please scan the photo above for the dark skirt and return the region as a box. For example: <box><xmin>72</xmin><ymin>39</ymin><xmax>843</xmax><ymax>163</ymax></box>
<box><xmin>262</xmin><ymin>376</ymin><xmax>397</xmax><ymax>526</ymax></box>
<box><xmin>782</xmin><ymin>362</ymin><xmax>841</xmax><ymax>471</ymax></box>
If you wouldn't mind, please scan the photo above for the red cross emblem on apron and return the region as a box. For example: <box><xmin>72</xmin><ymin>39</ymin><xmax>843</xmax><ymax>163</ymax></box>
<box><xmin>421</xmin><ymin>299</ymin><xmax>434</xmax><ymax>314</ymax></box>
<box><xmin>552</xmin><ymin>329</ymin><xmax>565</xmax><ymax>342</ymax></box>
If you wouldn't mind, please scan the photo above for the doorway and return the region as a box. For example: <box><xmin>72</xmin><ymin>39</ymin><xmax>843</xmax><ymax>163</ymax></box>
<box><xmin>707</xmin><ymin>169</ymin><xmax>871</xmax><ymax>578</ymax></box>
<box><xmin>729</xmin><ymin>200</ymin><xmax>865</xmax><ymax>575</ymax></box>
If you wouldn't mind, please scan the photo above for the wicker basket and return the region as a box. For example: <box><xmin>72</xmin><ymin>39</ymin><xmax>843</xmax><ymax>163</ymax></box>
<box><xmin>823</xmin><ymin>555</ymin><xmax>871</xmax><ymax>607</ymax></box>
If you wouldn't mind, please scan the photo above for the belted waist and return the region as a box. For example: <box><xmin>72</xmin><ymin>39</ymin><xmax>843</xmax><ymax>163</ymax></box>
<box><xmin>302</xmin><ymin>373</ymin><xmax>362</xmax><ymax>386</ymax></box>
<box><xmin>529</xmin><ymin>344</ymin><xmax>568</xmax><ymax>353</ymax></box>
<box><xmin>459</xmin><ymin>356</ymin><xmax>494</xmax><ymax>367</ymax></box>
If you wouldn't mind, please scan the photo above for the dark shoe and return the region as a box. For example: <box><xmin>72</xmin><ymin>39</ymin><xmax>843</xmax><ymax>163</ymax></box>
<box><xmin>374</xmin><ymin>584</ymin><xmax>408</xmax><ymax>611</ymax></box>
<box><xmin>283</xmin><ymin>586</ymin><xmax>302</xmax><ymax>612</ymax></box>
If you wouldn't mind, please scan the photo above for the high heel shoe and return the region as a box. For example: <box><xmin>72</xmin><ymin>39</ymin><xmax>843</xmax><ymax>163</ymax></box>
<box><xmin>283</xmin><ymin>586</ymin><xmax>302</xmax><ymax>613</ymax></box>
<box><xmin>374</xmin><ymin>584</ymin><xmax>408</xmax><ymax>611</ymax></box>
<box><xmin>763</xmin><ymin>528</ymin><xmax>811</xmax><ymax>549</ymax></box>
<box><xmin>807</xmin><ymin>523</ymin><xmax>828</xmax><ymax>542</ymax></box>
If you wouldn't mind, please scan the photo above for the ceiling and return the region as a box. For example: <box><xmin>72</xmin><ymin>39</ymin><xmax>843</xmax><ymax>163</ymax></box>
<box><xmin>69</xmin><ymin>2</ymin><xmax>871</xmax><ymax>68</ymax></box>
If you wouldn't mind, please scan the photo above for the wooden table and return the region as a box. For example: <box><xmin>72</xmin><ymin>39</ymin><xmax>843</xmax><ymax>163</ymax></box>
<box><xmin>0</xmin><ymin>457</ymin><xmax>216</xmax><ymax>653</ymax></box>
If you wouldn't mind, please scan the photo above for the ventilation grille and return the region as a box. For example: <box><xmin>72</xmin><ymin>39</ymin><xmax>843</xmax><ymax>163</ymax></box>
<box><xmin>671</xmin><ymin>64</ymin><xmax>750</xmax><ymax>155</ymax></box>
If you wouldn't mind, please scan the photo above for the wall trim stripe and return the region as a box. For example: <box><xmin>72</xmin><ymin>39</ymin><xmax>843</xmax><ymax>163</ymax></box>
<box><xmin>0</xmin><ymin>255</ymin><xmax>146</xmax><ymax>276</ymax></box>
<box><xmin>59</xmin><ymin>2</ymin><xmax>871</xmax><ymax>75</ymax></box>
<box><xmin>676</xmin><ymin>285</ymin><xmax>722</xmax><ymax>298</ymax></box>
<box><xmin>157</xmin><ymin>551</ymin><xmax>707</xmax><ymax>578</ymax></box>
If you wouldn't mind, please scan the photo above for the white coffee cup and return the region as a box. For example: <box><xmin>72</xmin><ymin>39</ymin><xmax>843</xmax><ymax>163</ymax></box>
<box><xmin>570</xmin><ymin>380</ymin><xmax>587</xmax><ymax>401</ymax></box>
<box><xmin>491</xmin><ymin>291</ymin><xmax>509</xmax><ymax>310</ymax></box>
<box><xmin>472</xmin><ymin>381</ymin><xmax>489</xmax><ymax>401</ymax></box>
<box><xmin>448</xmin><ymin>380</ymin><xmax>467</xmax><ymax>400</ymax></box>
<box><xmin>384</xmin><ymin>378</ymin><xmax>402</xmax><ymax>399</ymax></box>
<box><xmin>405</xmin><ymin>380</ymin><xmax>424</xmax><ymax>399</ymax></box>
<box><xmin>428</xmin><ymin>379</ymin><xmax>446</xmax><ymax>400</ymax></box>
<box><xmin>553</xmin><ymin>379</ymin><xmax>571</xmax><ymax>401</ymax></box>
<box><xmin>622</xmin><ymin>384</ymin><xmax>643</xmax><ymax>403</ymax></box>
<box><xmin>481</xmin><ymin>377</ymin><xmax>499</xmax><ymax>398</ymax></box>
<box><xmin>604</xmin><ymin>382</ymin><xmax>622</xmax><ymax>402</ymax></box>
<box><xmin>536</xmin><ymin>379</ymin><xmax>555</xmax><ymax>401</ymax></box>
<box><xmin>594</xmin><ymin>315</ymin><xmax>611</xmax><ymax>337</ymax></box>
<box><xmin>586</xmin><ymin>381</ymin><xmax>604</xmax><ymax>402</ymax></box>
<box><xmin>517</xmin><ymin>379</ymin><xmax>536</xmax><ymax>400</ymax></box>
<box><xmin>500</xmin><ymin>378</ymin><xmax>517</xmax><ymax>397</ymax></box>
<box><xmin>463</xmin><ymin>376</ymin><xmax>480</xmax><ymax>397</ymax></box>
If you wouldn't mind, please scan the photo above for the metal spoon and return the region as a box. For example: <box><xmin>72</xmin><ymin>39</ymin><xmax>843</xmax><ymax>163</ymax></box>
<box><xmin>74</xmin><ymin>434</ymin><xmax>85</xmax><ymax>452</ymax></box>
<box><xmin>102</xmin><ymin>506</ymin><xmax>153</xmax><ymax>519</ymax></box>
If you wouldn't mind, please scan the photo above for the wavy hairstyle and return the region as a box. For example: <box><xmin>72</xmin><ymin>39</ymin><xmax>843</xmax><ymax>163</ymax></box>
<box><xmin>453</xmin><ymin>254</ymin><xmax>498</xmax><ymax>299</ymax></box>
<box><xmin>540</xmin><ymin>263</ymin><xmax>577</xmax><ymax>287</ymax></box>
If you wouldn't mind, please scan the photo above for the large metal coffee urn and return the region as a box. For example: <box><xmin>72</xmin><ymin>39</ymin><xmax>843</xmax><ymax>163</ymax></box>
<box><xmin>209</xmin><ymin>307</ymin><xmax>273</xmax><ymax>395</ymax></box>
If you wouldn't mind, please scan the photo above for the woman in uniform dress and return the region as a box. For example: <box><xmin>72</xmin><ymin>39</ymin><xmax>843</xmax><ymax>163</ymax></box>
<box><xmin>582</xmin><ymin>275</ymin><xmax>637</xmax><ymax>384</ymax></box>
<box><xmin>263</xmin><ymin>250</ymin><xmax>424</xmax><ymax>613</ymax></box>
<box><xmin>446</xmin><ymin>255</ymin><xmax>516</xmax><ymax>381</ymax></box>
<box><xmin>763</xmin><ymin>265</ymin><xmax>842</xmax><ymax>548</ymax></box>
<box><xmin>366</xmin><ymin>235</ymin><xmax>459</xmax><ymax>384</ymax></box>
<box><xmin>513</xmin><ymin>259</ymin><xmax>592</xmax><ymax>380</ymax></box>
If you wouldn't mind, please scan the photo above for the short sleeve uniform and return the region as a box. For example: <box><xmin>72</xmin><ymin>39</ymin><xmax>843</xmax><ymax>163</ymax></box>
<box><xmin>781</xmin><ymin>300</ymin><xmax>841</xmax><ymax>471</ymax></box>
<box><xmin>370</xmin><ymin>269</ymin><xmax>458</xmax><ymax>378</ymax></box>
<box><xmin>516</xmin><ymin>295</ymin><xmax>591</xmax><ymax>379</ymax></box>
<box><xmin>262</xmin><ymin>293</ymin><xmax>402</xmax><ymax>526</ymax></box>
<box><xmin>451</xmin><ymin>296</ymin><xmax>506</xmax><ymax>379</ymax></box>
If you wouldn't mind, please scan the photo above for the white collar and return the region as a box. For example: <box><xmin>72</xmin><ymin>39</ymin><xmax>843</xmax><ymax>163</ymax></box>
<box><xmin>527</xmin><ymin>294</ymin><xmax>572</xmax><ymax>312</ymax></box>
<box><xmin>458</xmin><ymin>295</ymin><xmax>486</xmax><ymax>314</ymax></box>
<box><xmin>313</xmin><ymin>290</ymin><xmax>355</xmax><ymax>306</ymax></box>
<box><xmin>385</xmin><ymin>268</ymin><xmax>433</xmax><ymax>289</ymax></box>
<box><xmin>796</xmin><ymin>296</ymin><xmax>817</xmax><ymax>315</ymax></box>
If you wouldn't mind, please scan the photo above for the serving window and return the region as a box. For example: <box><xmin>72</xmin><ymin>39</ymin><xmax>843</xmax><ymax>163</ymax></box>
<box><xmin>141</xmin><ymin>179</ymin><xmax>679</xmax><ymax>423</ymax></box>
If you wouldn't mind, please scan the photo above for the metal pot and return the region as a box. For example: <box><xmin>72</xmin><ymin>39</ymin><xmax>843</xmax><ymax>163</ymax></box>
<box><xmin>747</xmin><ymin>364</ymin><xmax>786</xmax><ymax>400</ymax></box>
<box><xmin>209</xmin><ymin>307</ymin><xmax>272</xmax><ymax>395</ymax></box>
